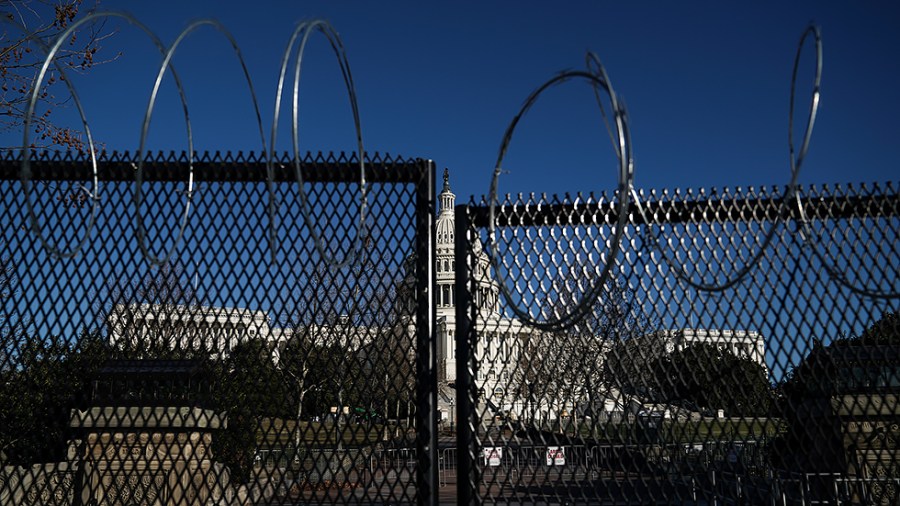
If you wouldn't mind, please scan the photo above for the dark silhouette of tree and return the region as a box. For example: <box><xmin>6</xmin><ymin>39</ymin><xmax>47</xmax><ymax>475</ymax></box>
<box><xmin>772</xmin><ymin>312</ymin><xmax>900</xmax><ymax>471</ymax></box>
<box><xmin>211</xmin><ymin>337</ymin><xmax>288</xmax><ymax>484</ymax></box>
<box><xmin>0</xmin><ymin>257</ymin><xmax>18</xmax><ymax>372</ymax></box>
<box><xmin>0</xmin><ymin>328</ymin><xmax>113</xmax><ymax>465</ymax></box>
<box><xmin>280</xmin><ymin>335</ymin><xmax>362</xmax><ymax>446</ymax></box>
<box><xmin>654</xmin><ymin>342</ymin><xmax>772</xmax><ymax>417</ymax></box>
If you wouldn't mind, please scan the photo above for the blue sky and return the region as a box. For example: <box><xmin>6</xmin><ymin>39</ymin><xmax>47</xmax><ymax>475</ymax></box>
<box><xmin>17</xmin><ymin>1</ymin><xmax>900</xmax><ymax>202</ymax></box>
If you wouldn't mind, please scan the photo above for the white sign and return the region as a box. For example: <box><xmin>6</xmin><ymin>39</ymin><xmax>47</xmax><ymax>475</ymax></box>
<box><xmin>483</xmin><ymin>447</ymin><xmax>503</xmax><ymax>467</ymax></box>
<box><xmin>546</xmin><ymin>446</ymin><xmax>565</xmax><ymax>466</ymax></box>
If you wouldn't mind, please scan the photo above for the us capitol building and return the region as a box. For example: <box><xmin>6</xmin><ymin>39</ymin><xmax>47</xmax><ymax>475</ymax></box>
<box><xmin>108</xmin><ymin>170</ymin><xmax>766</xmax><ymax>423</ymax></box>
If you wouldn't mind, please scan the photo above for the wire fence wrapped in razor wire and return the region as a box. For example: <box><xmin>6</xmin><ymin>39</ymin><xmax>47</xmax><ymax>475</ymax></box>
<box><xmin>0</xmin><ymin>13</ymin><xmax>899</xmax><ymax>506</ymax></box>
<box><xmin>12</xmin><ymin>13</ymin><xmax>367</xmax><ymax>271</ymax></box>
<box><xmin>457</xmin><ymin>23</ymin><xmax>898</xmax><ymax>505</ymax></box>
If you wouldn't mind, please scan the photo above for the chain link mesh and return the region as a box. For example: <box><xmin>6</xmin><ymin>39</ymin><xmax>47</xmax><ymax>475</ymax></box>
<box><xmin>2</xmin><ymin>149</ymin><xmax>899</xmax><ymax>505</ymax></box>
<box><xmin>0</xmin><ymin>151</ymin><xmax>435</xmax><ymax>505</ymax></box>
<box><xmin>455</xmin><ymin>183</ymin><xmax>899</xmax><ymax>504</ymax></box>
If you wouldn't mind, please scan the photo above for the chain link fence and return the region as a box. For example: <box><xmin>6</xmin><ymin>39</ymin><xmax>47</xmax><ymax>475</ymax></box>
<box><xmin>454</xmin><ymin>183</ymin><xmax>899</xmax><ymax>505</ymax></box>
<box><xmin>0</xmin><ymin>151</ymin><xmax>437</xmax><ymax>505</ymax></box>
<box><xmin>0</xmin><ymin>149</ymin><xmax>897</xmax><ymax>506</ymax></box>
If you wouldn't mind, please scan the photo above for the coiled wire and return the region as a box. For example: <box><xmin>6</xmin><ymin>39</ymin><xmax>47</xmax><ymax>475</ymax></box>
<box><xmin>487</xmin><ymin>55</ymin><xmax>633</xmax><ymax>332</ymax></box>
<box><xmin>18</xmin><ymin>15</ymin><xmax>365</xmax><ymax>271</ymax></box>
<box><xmin>270</xmin><ymin>19</ymin><xmax>368</xmax><ymax>270</ymax></box>
<box><xmin>630</xmin><ymin>24</ymin><xmax>823</xmax><ymax>292</ymax></box>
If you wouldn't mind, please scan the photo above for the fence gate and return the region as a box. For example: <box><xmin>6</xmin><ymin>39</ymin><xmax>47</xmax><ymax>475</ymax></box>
<box><xmin>0</xmin><ymin>151</ymin><xmax>438</xmax><ymax>505</ymax></box>
<box><xmin>454</xmin><ymin>184</ymin><xmax>899</xmax><ymax>504</ymax></box>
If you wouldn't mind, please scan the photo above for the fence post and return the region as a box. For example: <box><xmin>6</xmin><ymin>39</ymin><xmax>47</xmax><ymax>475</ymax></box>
<box><xmin>455</xmin><ymin>203</ymin><xmax>478</xmax><ymax>505</ymax></box>
<box><xmin>414</xmin><ymin>159</ymin><xmax>438</xmax><ymax>505</ymax></box>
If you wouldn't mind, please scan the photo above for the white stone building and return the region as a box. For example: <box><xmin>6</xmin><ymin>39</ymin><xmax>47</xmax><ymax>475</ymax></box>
<box><xmin>433</xmin><ymin>169</ymin><xmax>534</xmax><ymax>423</ymax></box>
<box><xmin>641</xmin><ymin>328</ymin><xmax>766</xmax><ymax>370</ymax></box>
<box><xmin>107</xmin><ymin>303</ymin><xmax>272</xmax><ymax>359</ymax></box>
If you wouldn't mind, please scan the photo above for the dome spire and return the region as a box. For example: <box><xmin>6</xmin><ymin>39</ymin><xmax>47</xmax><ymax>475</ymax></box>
<box><xmin>438</xmin><ymin>168</ymin><xmax>456</xmax><ymax>214</ymax></box>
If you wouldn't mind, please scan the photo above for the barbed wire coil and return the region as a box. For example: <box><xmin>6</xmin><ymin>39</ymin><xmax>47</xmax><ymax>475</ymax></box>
<box><xmin>13</xmin><ymin>15</ymin><xmax>102</xmax><ymax>260</ymax></box>
<box><xmin>630</xmin><ymin>24</ymin><xmax>823</xmax><ymax>293</ymax></box>
<box><xmin>270</xmin><ymin>19</ymin><xmax>368</xmax><ymax>270</ymax></box>
<box><xmin>488</xmin><ymin>57</ymin><xmax>633</xmax><ymax>332</ymax></box>
<box><xmin>136</xmin><ymin>18</ymin><xmax>268</xmax><ymax>267</ymax></box>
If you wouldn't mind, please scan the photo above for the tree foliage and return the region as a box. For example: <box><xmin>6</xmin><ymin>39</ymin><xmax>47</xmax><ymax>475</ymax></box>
<box><xmin>211</xmin><ymin>337</ymin><xmax>288</xmax><ymax>484</ymax></box>
<box><xmin>280</xmin><ymin>335</ymin><xmax>365</xmax><ymax>423</ymax></box>
<box><xmin>1</xmin><ymin>0</ymin><xmax>118</xmax><ymax>151</ymax></box>
<box><xmin>779</xmin><ymin>312</ymin><xmax>900</xmax><ymax>404</ymax></box>
<box><xmin>772</xmin><ymin>312</ymin><xmax>900</xmax><ymax>471</ymax></box>
<box><xmin>0</xmin><ymin>329</ymin><xmax>114</xmax><ymax>464</ymax></box>
<box><xmin>654</xmin><ymin>342</ymin><xmax>772</xmax><ymax>417</ymax></box>
<box><xmin>513</xmin><ymin>275</ymin><xmax>654</xmax><ymax>419</ymax></box>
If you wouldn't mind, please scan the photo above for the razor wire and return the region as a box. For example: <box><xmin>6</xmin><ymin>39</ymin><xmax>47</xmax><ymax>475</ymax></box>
<box><xmin>785</xmin><ymin>32</ymin><xmax>898</xmax><ymax>300</ymax></box>
<box><xmin>487</xmin><ymin>59</ymin><xmax>633</xmax><ymax>332</ymax></box>
<box><xmin>270</xmin><ymin>19</ymin><xmax>368</xmax><ymax>270</ymax></box>
<box><xmin>484</xmin><ymin>23</ymin><xmax>899</xmax><ymax>336</ymax></box>
<box><xmin>631</xmin><ymin>25</ymin><xmax>822</xmax><ymax>293</ymax></box>
<box><xmin>10</xmin><ymin>14</ymin><xmax>102</xmax><ymax>260</ymax></box>
<box><xmin>16</xmin><ymin>15</ymin><xmax>366</xmax><ymax>272</ymax></box>
<box><xmin>635</xmin><ymin>25</ymin><xmax>895</xmax><ymax>300</ymax></box>
<box><xmin>18</xmin><ymin>11</ymin><xmax>193</xmax><ymax>263</ymax></box>
<box><xmin>135</xmin><ymin>18</ymin><xmax>268</xmax><ymax>267</ymax></box>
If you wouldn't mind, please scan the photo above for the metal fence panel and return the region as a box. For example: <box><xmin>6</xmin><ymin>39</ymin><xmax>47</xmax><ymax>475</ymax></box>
<box><xmin>0</xmin><ymin>151</ymin><xmax>436</xmax><ymax>505</ymax></box>
<box><xmin>455</xmin><ymin>184</ymin><xmax>899</xmax><ymax>505</ymax></box>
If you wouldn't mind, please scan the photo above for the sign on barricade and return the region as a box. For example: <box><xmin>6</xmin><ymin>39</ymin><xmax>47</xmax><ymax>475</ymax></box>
<box><xmin>546</xmin><ymin>446</ymin><xmax>565</xmax><ymax>466</ymax></box>
<box><xmin>483</xmin><ymin>447</ymin><xmax>503</xmax><ymax>467</ymax></box>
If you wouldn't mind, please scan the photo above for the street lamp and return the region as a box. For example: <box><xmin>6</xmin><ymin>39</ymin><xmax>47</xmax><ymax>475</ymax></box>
<box><xmin>448</xmin><ymin>397</ymin><xmax>455</xmax><ymax>433</ymax></box>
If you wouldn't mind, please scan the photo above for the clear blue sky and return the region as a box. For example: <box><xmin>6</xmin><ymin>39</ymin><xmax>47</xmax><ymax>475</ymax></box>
<box><xmin>24</xmin><ymin>0</ymin><xmax>900</xmax><ymax>202</ymax></box>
